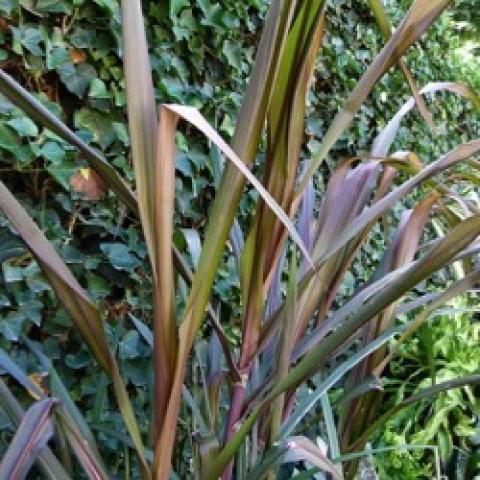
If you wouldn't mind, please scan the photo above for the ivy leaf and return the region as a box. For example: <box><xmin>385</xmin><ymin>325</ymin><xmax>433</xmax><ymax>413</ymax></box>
<box><xmin>57</xmin><ymin>63</ymin><xmax>96</xmax><ymax>98</ymax></box>
<box><xmin>222</xmin><ymin>39</ymin><xmax>243</xmax><ymax>70</ymax></box>
<box><xmin>21</xmin><ymin>28</ymin><xmax>43</xmax><ymax>56</ymax></box>
<box><xmin>112</xmin><ymin>122</ymin><xmax>129</xmax><ymax>146</ymax></box>
<box><xmin>35</xmin><ymin>0</ymin><xmax>72</xmax><ymax>14</ymax></box>
<box><xmin>7</xmin><ymin>117</ymin><xmax>39</xmax><ymax>137</ymax></box>
<box><xmin>0</xmin><ymin>0</ymin><xmax>17</xmax><ymax>14</ymax></box>
<box><xmin>197</xmin><ymin>0</ymin><xmax>223</xmax><ymax>28</ymax></box>
<box><xmin>2</xmin><ymin>263</ymin><xmax>23</xmax><ymax>283</ymax></box>
<box><xmin>170</xmin><ymin>0</ymin><xmax>189</xmax><ymax>19</ymax></box>
<box><xmin>88</xmin><ymin>78</ymin><xmax>111</xmax><ymax>100</ymax></box>
<box><xmin>100</xmin><ymin>243</ymin><xmax>140</xmax><ymax>271</ymax></box>
<box><xmin>0</xmin><ymin>229</ymin><xmax>24</xmax><ymax>264</ymax></box>
<box><xmin>0</xmin><ymin>123</ymin><xmax>33</xmax><ymax>164</ymax></box>
<box><xmin>70</xmin><ymin>167</ymin><xmax>106</xmax><ymax>201</ymax></box>
<box><xmin>119</xmin><ymin>331</ymin><xmax>141</xmax><ymax>359</ymax></box>
<box><xmin>87</xmin><ymin>273</ymin><xmax>112</xmax><ymax>300</ymax></box>
<box><xmin>65</xmin><ymin>351</ymin><xmax>91</xmax><ymax>369</ymax></box>
<box><xmin>39</xmin><ymin>141</ymin><xmax>65</xmax><ymax>163</ymax></box>
<box><xmin>74</xmin><ymin>108</ymin><xmax>116</xmax><ymax>149</ymax></box>
<box><xmin>70</xmin><ymin>27</ymin><xmax>96</xmax><ymax>49</ymax></box>
<box><xmin>172</xmin><ymin>9</ymin><xmax>195</xmax><ymax>41</ymax></box>
<box><xmin>25</xmin><ymin>272</ymin><xmax>52</xmax><ymax>293</ymax></box>
<box><xmin>0</xmin><ymin>294</ymin><xmax>10</xmax><ymax>307</ymax></box>
<box><xmin>18</xmin><ymin>299</ymin><xmax>43</xmax><ymax>326</ymax></box>
<box><xmin>47</xmin><ymin>46</ymin><xmax>70</xmax><ymax>70</ymax></box>
<box><xmin>0</xmin><ymin>311</ymin><xmax>25</xmax><ymax>341</ymax></box>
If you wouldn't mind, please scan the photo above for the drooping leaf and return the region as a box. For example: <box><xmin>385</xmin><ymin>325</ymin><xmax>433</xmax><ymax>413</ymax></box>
<box><xmin>371</xmin><ymin>82</ymin><xmax>480</xmax><ymax>157</ymax></box>
<box><xmin>0</xmin><ymin>347</ymin><xmax>44</xmax><ymax>399</ymax></box>
<box><xmin>154</xmin><ymin>3</ymin><xmax>300</xmax><ymax>475</ymax></box>
<box><xmin>367</xmin><ymin>0</ymin><xmax>435</xmax><ymax>129</ymax></box>
<box><xmin>204</xmin><ymin>215</ymin><xmax>480</xmax><ymax>478</ymax></box>
<box><xmin>161</xmin><ymin>105</ymin><xmax>312</xmax><ymax>265</ymax></box>
<box><xmin>248</xmin><ymin>436</ymin><xmax>342</xmax><ymax>480</ymax></box>
<box><xmin>55</xmin><ymin>406</ymin><xmax>111</xmax><ymax>480</ymax></box>
<box><xmin>0</xmin><ymin>398</ymin><xmax>58</xmax><ymax>480</ymax></box>
<box><xmin>0</xmin><ymin>69</ymin><xmax>137</xmax><ymax>213</ymax></box>
<box><xmin>0</xmin><ymin>379</ymin><xmax>71</xmax><ymax>480</ymax></box>
<box><xmin>0</xmin><ymin>181</ymin><xmax>149</xmax><ymax>477</ymax></box>
<box><xmin>24</xmin><ymin>337</ymin><xmax>109</xmax><ymax>475</ymax></box>
<box><xmin>298</xmin><ymin>0</ymin><xmax>451</xmax><ymax>193</ymax></box>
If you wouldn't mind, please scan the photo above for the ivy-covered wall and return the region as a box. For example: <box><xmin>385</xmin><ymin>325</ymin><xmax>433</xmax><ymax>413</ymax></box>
<box><xmin>0</xmin><ymin>0</ymin><xmax>478</xmax><ymax>476</ymax></box>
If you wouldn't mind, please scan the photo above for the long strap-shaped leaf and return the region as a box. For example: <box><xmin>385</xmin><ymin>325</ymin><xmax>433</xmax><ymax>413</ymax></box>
<box><xmin>367</xmin><ymin>0</ymin><xmax>434</xmax><ymax>129</ymax></box>
<box><xmin>0</xmin><ymin>69</ymin><xmax>137</xmax><ymax>214</ymax></box>
<box><xmin>24</xmin><ymin>337</ymin><xmax>110</xmax><ymax>476</ymax></box>
<box><xmin>297</xmin><ymin>0</ymin><xmax>451</xmax><ymax>193</ymax></box>
<box><xmin>373</xmin><ymin>268</ymin><xmax>480</xmax><ymax>375</ymax></box>
<box><xmin>151</xmin><ymin>106</ymin><xmax>178</xmax><ymax>439</ymax></box>
<box><xmin>120</xmin><ymin>0</ymin><xmax>158</xmax><ymax>277</ymax></box>
<box><xmin>250</xmin><ymin>436</ymin><xmax>343</xmax><ymax>480</ymax></box>
<box><xmin>152</xmin><ymin>102</ymin><xmax>312</xmax><ymax>477</ymax></box>
<box><xmin>0</xmin><ymin>347</ymin><xmax>44</xmax><ymax>399</ymax></box>
<box><xmin>310</xmin><ymin>140</ymin><xmax>480</xmax><ymax>274</ymax></box>
<box><xmin>258</xmin><ymin>140</ymin><xmax>480</xmax><ymax>359</ymax></box>
<box><xmin>0</xmin><ymin>181</ymin><xmax>111</xmax><ymax>371</ymax></box>
<box><xmin>56</xmin><ymin>406</ymin><xmax>111</xmax><ymax>480</ymax></box>
<box><xmin>0</xmin><ymin>380</ymin><xmax>71</xmax><ymax>480</ymax></box>
<box><xmin>150</xmin><ymin>102</ymin><xmax>312</xmax><ymax>443</ymax></box>
<box><xmin>281</xmin><ymin>325</ymin><xmax>405</xmax><ymax>439</ymax></box>
<box><xmin>0</xmin><ymin>398</ymin><xmax>58</xmax><ymax>479</ymax></box>
<box><xmin>152</xmin><ymin>4</ymin><xmax>300</xmax><ymax>474</ymax></box>
<box><xmin>0</xmin><ymin>182</ymin><xmax>150</xmax><ymax>478</ymax></box>
<box><xmin>163</xmin><ymin>105</ymin><xmax>311</xmax><ymax>264</ymax></box>
<box><xmin>371</xmin><ymin>82</ymin><xmax>480</xmax><ymax>157</ymax></box>
<box><xmin>202</xmin><ymin>214</ymin><xmax>480</xmax><ymax>479</ymax></box>
<box><xmin>0</xmin><ymin>68</ymin><xmax>203</xmax><ymax>334</ymax></box>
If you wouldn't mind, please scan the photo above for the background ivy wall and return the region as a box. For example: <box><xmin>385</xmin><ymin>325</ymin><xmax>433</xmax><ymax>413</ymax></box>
<box><xmin>0</xmin><ymin>0</ymin><xmax>478</xmax><ymax>477</ymax></box>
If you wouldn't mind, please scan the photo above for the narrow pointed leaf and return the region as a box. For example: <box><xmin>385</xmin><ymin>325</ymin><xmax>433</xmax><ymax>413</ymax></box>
<box><xmin>248</xmin><ymin>436</ymin><xmax>342</xmax><ymax>480</ymax></box>
<box><xmin>205</xmin><ymin>215</ymin><xmax>480</xmax><ymax>478</ymax></box>
<box><xmin>312</xmin><ymin>140</ymin><xmax>480</xmax><ymax>272</ymax></box>
<box><xmin>56</xmin><ymin>406</ymin><xmax>111</xmax><ymax>480</ymax></box>
<box><xmin>283</xmin><ymin>437</ymin><xmax>343</xmax><ymax>480</ymax></box>
<box><xmin>152</xmin><ymin>106</ymin><xmax>178</xmax><ymax>442</ymax></box>
<box><xmin>374</xmin><ymin>268</ymin><xmax>480</xmax><ymax>375</ymax></box>
<box><xmin>24</xmin><ymin>337</ymin><xmax>107</xmax><ymax>472</ymax></box>
<box><xmin>0</xmin><ymin>69</ymin><xmax>137</xmax><ymax>213</ymax></box>
<box><xmin>0</xmin><ymin>181</ymin><xmax>112</xmax><ymax>372</ymax></box>
<box><xmin>162</xmin><ymin>105</ymin><xmax>312</xmax><ymax>265</ymax></box>
<box><xmin>0</xmin><ymin>398</ymin><xmax>58</xmax><ymax>480</ymax></box>
<box><xmin>275</xmin><ymin>215</ymin><xmax>480</xmax><ymax>399</ymax></box>
<box><xmin>120</xmin><ymin>0</ymin><xmax>158</xmax><ymax>275</ymax></box>
<box><xmin>0</xmin><ymin>347</ymin><xmax>44</xmax><ymax>399</ymax></box>
<box><xmin>367</xmin><ymin>0</ymin><xmax>434</xmax><ymax>129</ymax></box>
<box><xmin>0</xmin><ymin>182</ymin><xmax>149</xmax><ymax>476</ymax></box>
<box><xmin>320</xmin><ymin>393</ymin><xmax>343</xmax><ymax>476</ymax></box>
<box><xmin>280</xmin><ymin>325</ymin><xmax>403</xmax><ymax>438</ymax></box>
<box><xmin>155</xmin><ymin>6</ymin><xmax>301</xmax><ymax>474</ymax></box>
<box><xmin>298</xmin><ymin>0</ymin><xmax>451</xmax><ymax>193</ymax></box>
<box><xmin>0</xmin><ymin>379</ymin><xmax>71</xmax><ymax>480</ymax></box>
<box><xmin>371</xmin><ymin>82</ymin><xmax>480</xmax><ymax>157</ymax></box>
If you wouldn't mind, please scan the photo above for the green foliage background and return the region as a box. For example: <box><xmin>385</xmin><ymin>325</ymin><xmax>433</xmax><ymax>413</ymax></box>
<box><xmin>0</xmin><ymin>0</ymin><xmax>478</xmax><ymax>477</ymax></box>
